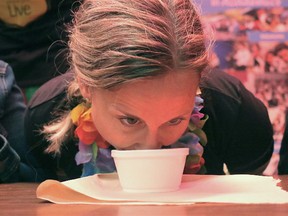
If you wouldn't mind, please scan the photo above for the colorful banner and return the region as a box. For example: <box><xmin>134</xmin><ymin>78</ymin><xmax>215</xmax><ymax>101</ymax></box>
<box><xmin>195</xmin><ymin>0</ymin><xmax>288</xmax><ymax>14</ymax></box>
<box><xmin>196</xmin><ymin>0</ymin><xmax>288</xmax><ymax>174</ymax></box>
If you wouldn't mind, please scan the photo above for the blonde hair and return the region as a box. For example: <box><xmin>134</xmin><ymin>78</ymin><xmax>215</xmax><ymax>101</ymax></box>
<box><xmin>44</xmin><ymin>0</ymin><xmax>211</xmax><ymax>153</ymax></box>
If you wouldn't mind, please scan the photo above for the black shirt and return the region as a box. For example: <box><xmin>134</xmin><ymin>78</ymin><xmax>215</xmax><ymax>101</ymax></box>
<box><xmin>24</xmin><ymin>69</ymin><xmax>274</xmax><ymax>181</ymax></box>
<box><xmin>0</xmin><ymin>0</ymin><xmax>81</xmax><ymax>88</ymax></box>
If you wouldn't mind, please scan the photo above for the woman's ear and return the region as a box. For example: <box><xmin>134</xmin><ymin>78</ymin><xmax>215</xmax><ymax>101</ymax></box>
<box><xmin>77</xmin><ymin>77</ymin><xmax>92</xmax><ymax>100</ymax></box>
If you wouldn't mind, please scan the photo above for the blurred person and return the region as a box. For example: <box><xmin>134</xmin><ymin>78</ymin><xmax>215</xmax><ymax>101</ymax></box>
<box><xmin>0</xmin><ymin>0</ymin><xmax>82</xmax><ymax>101</ymax></box>
<box><xmin>0</xmin><ymin>60</ymin><xmax>41</xmax><ymax>182</ymax></box>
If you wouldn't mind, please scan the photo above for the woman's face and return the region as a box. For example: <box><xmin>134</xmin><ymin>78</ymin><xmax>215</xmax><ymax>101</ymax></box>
<box><xmin>89</xmin><ymin>71</ymin><xmax>199</xmax><ymax>150</ymax></box>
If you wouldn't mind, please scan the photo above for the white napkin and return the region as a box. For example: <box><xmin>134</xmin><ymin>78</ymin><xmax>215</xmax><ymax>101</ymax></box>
<box><xmin>36</xmin><ymin>173</ymin><xmax>288</xmax><ymax>205</ymax></box>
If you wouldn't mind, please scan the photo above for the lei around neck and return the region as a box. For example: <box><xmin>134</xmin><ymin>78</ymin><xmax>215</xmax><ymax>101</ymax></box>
<box><xmin>70</xmin><ymin>95</ymin><xmax>208</xmax><ymax>177</ymax></box>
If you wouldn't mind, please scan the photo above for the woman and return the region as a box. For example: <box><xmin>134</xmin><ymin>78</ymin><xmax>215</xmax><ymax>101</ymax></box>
<box><xmin>25</xmin><ymin>0</ymin><xmax>274</xmax><ymax>181</ymax></box>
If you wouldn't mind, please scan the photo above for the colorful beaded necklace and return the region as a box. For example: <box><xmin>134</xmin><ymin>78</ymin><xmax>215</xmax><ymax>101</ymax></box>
<box><xmin>70</xmin><ymin>95</ymin><xmax>208</xmax><ymax>177</ymax></box>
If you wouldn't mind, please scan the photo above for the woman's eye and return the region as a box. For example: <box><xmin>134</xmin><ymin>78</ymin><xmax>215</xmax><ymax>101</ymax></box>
<box><xmin>120</xmin><ymin>117</ymin><xmax>140</xmax><ymax>126</ymax></box>
<box><xmin>168</xmin><ymin>118</ymin><xmax>183</xmax><ymax>126</ymax></box>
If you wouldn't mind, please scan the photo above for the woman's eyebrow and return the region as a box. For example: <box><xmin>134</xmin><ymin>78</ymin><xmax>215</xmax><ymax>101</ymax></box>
<box><xmin>166</xmin><ymin>112</ymin><xmax>191</xmax><ymax>121</ymax></box>
<box><xmin>110</xmin><ymin>103</ymin><xmax>192</xmax><ymax>122</ymax></box>
<box><xmin>109</xmin><ymin>104</ymin><xmax>142</xmax><ymax>118</ymax></box>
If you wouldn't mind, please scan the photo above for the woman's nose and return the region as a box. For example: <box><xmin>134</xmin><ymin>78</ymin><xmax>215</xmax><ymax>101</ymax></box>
<box><xmin>137</xmin><ymin>130</ymin><xmax>162</xmax><ymax>150</ymax></box>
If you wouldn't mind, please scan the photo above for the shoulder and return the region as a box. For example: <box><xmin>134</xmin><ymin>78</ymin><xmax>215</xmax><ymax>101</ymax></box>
<box><xmin>199</xmin><ymin>68</ymin><xmax>268</xmax><ymax>113</ymax></box>
<box><xmin>28</xmin><ymin>71</ymin><xmax>73</xmax><ymax>109</ymax></box>
<box><xmin>200</xmin><ymin>68</ymin><xmax>268</xmax><ymax>111</ymax></box>
<box><xmin>0</xmin><ymin>60</ymin><xmax>8</xmax><ymax>73</ymax></box>
<box><xmin>25</xmin><ymin>71</ymin><xmax>74</xmax><ymax>147</ymax></box>
<box><xmin>0</xmin><ymin>60</ymin><xmax>15</xmax><ymax>82</ymax></box>
<box><xmin>26</xmin><ymin>71</ymin><xmax>73</xmax><ymax>133</ymax></box>
<box><xmin>199</xmin><ymin>69</ymin><xmax>244</xmax><ymax>104</ymax></box>
<box><xmin>0</xmin><ymin>60</ymin><xmax>21</xmax><ymax>107</ymax></box>
<box><xmin>199</xmin><ymin>68</ymin><xmax>269</xmax><ymax>124</ymax></box>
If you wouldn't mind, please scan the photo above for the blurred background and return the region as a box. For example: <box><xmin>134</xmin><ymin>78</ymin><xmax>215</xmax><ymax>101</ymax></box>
<box><xmin>195</xmin><ymin>0</ymin><xmax>288</xmax><ymax>175</ymax></box>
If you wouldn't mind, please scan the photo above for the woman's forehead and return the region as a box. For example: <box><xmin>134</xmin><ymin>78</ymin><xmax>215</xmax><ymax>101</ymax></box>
<box><xmin>91</xmin><ymin>71</ymin><xmax>199</xmax><ymax>117</ymax></box>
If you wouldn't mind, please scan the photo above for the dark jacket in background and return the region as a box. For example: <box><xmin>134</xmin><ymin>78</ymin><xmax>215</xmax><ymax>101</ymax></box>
<box><xmin>0</xmin><ymin>60</ymin><xmax>40</xmax><ymax>182</ymax></box>
<box><xmin>0</xmin><ymin>0</ymin><xmax>82</xmax><ymax>88</ymax></box>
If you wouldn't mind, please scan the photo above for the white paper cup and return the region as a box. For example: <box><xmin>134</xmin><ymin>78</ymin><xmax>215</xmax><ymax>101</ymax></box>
<box><xmin>111</xmin><ymin>148</ymin><xmax>189</xmax><ymax>193</ymax></box>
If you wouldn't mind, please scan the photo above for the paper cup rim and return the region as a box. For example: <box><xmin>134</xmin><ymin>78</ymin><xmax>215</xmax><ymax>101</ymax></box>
<box><xmin>111</xmin><ymin>148</ymin><xmax>189</xmax><ymax>158</ymax></box>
